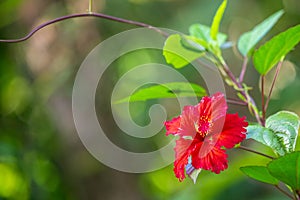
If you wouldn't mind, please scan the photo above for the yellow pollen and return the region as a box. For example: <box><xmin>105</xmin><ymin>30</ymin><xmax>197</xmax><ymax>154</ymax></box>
<box><xmin>197</xmin><ymin>131</ymin><xmax>207</xmax><ymax>138</ymax></box>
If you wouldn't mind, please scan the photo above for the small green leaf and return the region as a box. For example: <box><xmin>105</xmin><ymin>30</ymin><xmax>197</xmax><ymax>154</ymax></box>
<box><xmin>246</xmin><ymin>124</ymin><xmax>286</xmax><ymax>156</ymax></box>
<box><xmin>163</xmin><ymin>34</ymin><xmax>204</xmax><ymax>69</ymax></box>
<box><xmin>253</xmin><ymin>24</ymin><xmax>300</xmax><ymax>75</ymax></box>
<box><xmin>210</xmin><ymin>0</ymin><xmax>227</xmax><ymax>41</ymax></box>
<box><xmin>238</xmin><ymin>10</ymin><xmax>284</xmax><ymax>56</ymax></box>
<box><xmin>190</xmin><ymin>24</ymin><xmax>211</xmax><ymax>42</ymax></box>
<box><xmin>240</xmin><ymin>166</ymin><xmax>279</xmax><ymax>185</ymax></box>
<box><xmin>268</xmin><ymin>151</ymin><xmax>300</xmax><ymax>190</ymax></box>
<box><xmin>114</xmin><ymin>82</ymin><xmax>207</xmax><ymax>103</ymax></box>
<box><xmin>266</xmin><ymin>111</ymin><xmax>300</xmax><ymax>154</ymax></box>
<box><xmin>189</xmin><ymin>24</ymin><xmax>227</xmax><ymax>45</ymax></box>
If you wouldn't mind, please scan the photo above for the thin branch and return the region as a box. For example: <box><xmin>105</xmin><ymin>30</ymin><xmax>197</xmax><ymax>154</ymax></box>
<box><xmin>239</xmin><ymin>56</ymin><xmax>248</xmax><ymax>83</ymax></box>
<box><xmin>274</xmin><ymin>185</ymin><xmax>295</xmax><ymax>200</ymax></box>
<box><xmin>261</xmin><ymin>75</ymin><xmax>266</xmax><ymax>126</ymax></box>
<box><xmin>227</xmin><ymin>98</ymin><xmax>247</xmax><ymax>106</ymax></box>
<box><xmin>264</xmin><ymin>61</ymin><xmax>283</xmax><ymax>112</ymax></box>
<box><xmin>219</xmin><ymin>59</ymin><xmax>238</xmax><ymax>85</ymax></box>
<box><xmin>238</xmin><ymin>145</ymin><xmax>275</xmax><ymax>159</ymax></box>
<box><xmin>0</xmin><ymin>12</ymin><xmax>167</xmax><ymax>43</ymax></box>
<box><xmin>220</xmin><ymin>59</ymin><xmax>263</xmax><ymax>125</ymax></box>
<box><xmin>197</xmin><ymin>56</ymin><xmax>261</xmax><ymax>123</ymax></box>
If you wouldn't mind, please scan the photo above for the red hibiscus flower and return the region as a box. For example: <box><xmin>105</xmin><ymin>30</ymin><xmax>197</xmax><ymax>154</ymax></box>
<box><xmin>165</xmin><ymin>92</ymin><xmax>248</xmax><ymax>181</ymax></box>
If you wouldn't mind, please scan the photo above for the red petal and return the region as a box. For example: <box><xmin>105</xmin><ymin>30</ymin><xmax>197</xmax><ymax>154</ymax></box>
<box><xmin>178</xmin><ymin>105</ymin><xmax>200</xmax><ymax>138</ymax></box>
<box><xmin>174</xmin><ymin>138</ymin><xmax>193</xmax><ymax>159</ymax></box>
<box><xmin>217</xmin><ymin>113</ymin><xmax>248</xmax><ymax>149</ymax></box>
<box><xmin>196</xmin><ymin>96</ymin><xmax>212</xmax><ymax>135</ymax></box>
<box><xmin>165</xmin><ymin>93</ymin><xmax>228</xmax><ymax>139</ymax></box>
<box><xmin>211</xmin><ymin>92</ymin><xmax>227</xmax><ymax>123</ymax></box>
<box><xmin>173</xmin><ymin>139</ymin><xmax>193</xmax><ymax>181</ymax></box>
<box><xmin>165</xmin><ymin>116</ymin><xmax>181</xmax><ymax>136</ymax></box>
<box><xmin>197</xmin><ymin>96</ymin><xmax>212</xmax><ymax>119</ymax></box>
<box><xmin>166</xmin><ymin>92</ymin><xmax>247</xmax><ymax>180</ymax></box>
<box><xmin>174</xmin><ymin>155</ymin><xmax>189</xmax><ymax>181</ymax></box>
<box><xmin>165</xmin><ymin>105</ymin><xmax>200</xmax><ymax>138</ymax></box>
<box><xmin>191</xmin><ymin>143</ymin><xmax>228</xmax><ymax>174</ymax></box>
<box><xmin>195</xmin><ymin>92</ymin><xmax>227</xmax><ymax>136</ymax></box>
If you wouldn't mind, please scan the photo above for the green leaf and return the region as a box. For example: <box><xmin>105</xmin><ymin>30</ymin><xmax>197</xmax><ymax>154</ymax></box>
<box><xmin>163</xmin><ymin>34</ymin><xmax>204</xmax><ymax>69</ymax></box>
<box><xmin>246</xmin><ymin>124</ymin><xmax>286</xmax><ymax>156</ymax></box>
<box><xmin>253</xmin><ymin>24</ymin><xmax>300</xmax><ymax>75</ymax></box>
<box><xmin>189</xmin><ymin>24</ymin><xmax>227</xmax><ymax>45</ymax></box>
<box><xmin>247</xmin><ymin>111</ymin><xmax>300</xmax><ymax>156</ymax></box>
<box><xmin>266</xmin><ymin>111</ymin><xmax>300</xmax><ymax>154</ymax></box>
<box><xmin>268</xmin><ymin>151</ymin><xmax>300</xmax><ymax>190</ymax></box>
<box><xmin>240</xmin><ymin>166</ymin><xmax>279</xmax><ymax>185</ymax></box>
<box><xmin>238</xmin><ymin>10</ymin><xmax>284</xmax><ymax>56</ymax></box>
<box><xmin>210</xmin><ymin>0</ymin><xmax>227</xmax><ymax>41</ymax></box>
<box><xmin>114</xmin><ymin>82</ymin><xmax>207</xmax><ymax>104</ymax></box>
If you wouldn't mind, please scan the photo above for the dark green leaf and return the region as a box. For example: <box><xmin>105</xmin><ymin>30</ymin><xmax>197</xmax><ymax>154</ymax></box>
<box><xmin>268</xmin><ymin>151</ymin><xmax>300</xmax><ymax>190</ymax></box>
<box><xmin>253</xmin><ymin>24</ymin><xmax>300</xmax><ymax>75</ymax></box>
<box><xmin>266</xmin><ymin>111</ymin><xmax>300</xmax><ymax>155</ymax></box>
<box><xmin>240</xmin><ymin>166</ymin><xmax>279</xmax><ymax>185</ymax></box>
<box><xmin>247</xmin><ymin>111</ymin><xmax>300</xmax><ymax>156</ymax></box>
<box><xmin>163</xmin><ymin>34</ymin><xmax>204</xmax><ymax>69</ymax></box>
<box><xmin>210</xmin><ymin>0</ymin><xmax>227</xmax><ymax>41</ymax></box>
<box><xmin>114</xmin><ymin>82</ymin><xmax>206</xmax><ymax>103</ymax></box>
<box><xmin>246</xmin><ymin>124</ymin><xmax>286</xmax><ymax>156</ymax></box>
<box><xmin>238</xmin><ymin>10</ymin><xmax>284</xmax><ymax>56</ymax></box>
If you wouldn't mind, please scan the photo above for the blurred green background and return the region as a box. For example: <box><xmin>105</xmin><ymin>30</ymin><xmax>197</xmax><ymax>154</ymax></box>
<box><xmin>1</xmin><ymin>0</ymin><xmax>300</xmax><ymax>199</ymax></box>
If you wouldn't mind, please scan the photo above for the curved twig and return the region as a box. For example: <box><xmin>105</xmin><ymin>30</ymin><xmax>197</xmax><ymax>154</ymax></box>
<box><xmin>238</xmin><ymin>145</ymin><xmax>275</xmax><ymax>159</ymax></box>
<box><xmin>219</xmin><ymin>58</ymin><xmax>263</xmax><ymax>125</ymax></box>
<box><xmin>227</xmin><ymin>98</ymin><xmax>248</xmax><ymax>106</ymax></box>
<box><xmin>261</xmin><ymin>75</ymin><xmax>266</xmax><ymax>126</ymax></box>
<box><xmin>0</xmin><ymin>12</ymin><xmax>167</xmax><ymax>43</ymax></box>
<box><xmin>239</xmin><ymin>56</ymin><xmax>248</xmax><ymax>83</ymax></box>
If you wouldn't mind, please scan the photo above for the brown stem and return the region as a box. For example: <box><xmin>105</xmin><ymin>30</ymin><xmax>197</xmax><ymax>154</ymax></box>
<box><xmin>227</xmin><ymin>98</ymin><xmax>248</xmax><ymax>106</ymax></box>
<box><xmin>220</xmin><ymin>60</ymin><xmax>263</xmax><ymax>125</ymax></box>
<box><xmin>238</xmin><ymin>145</ymin><xmax>275</xmax><ymax>159</ymax></box>
<box><xmin>239</xmin><ymin>56</ymin><xmax>248</xmax><ymax>83</ymax></box>
<box><xmin>261</xmin><ymin>75</ymin><xmax>266</xmax><ymax>126</ymax></box>
<box><xmin>0</xmin><ymin>12</ymin><xmax>167</xmax><ymax>43</ymax></box>
<box><xmin>264</xmin><ymin>61</ymin><xmax>283</xmax><ymax>112</ymax></box>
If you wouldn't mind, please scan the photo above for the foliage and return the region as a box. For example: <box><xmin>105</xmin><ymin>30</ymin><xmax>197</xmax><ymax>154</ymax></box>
<box><xmin>238</xmin><ymin>10</ymin><xmax>284</xmax><ymax>57</ymax></box>
<box><xmin>253</xmin><ymin>24</ymin><xmax>300</xmax><ymax>75</ymax></box>
<box><xmin>143</xmin><ymin>0</ymin><xmax>300</xmax><ymax>198</ymax></box>
<box><xmin>247</xmin><ymin>111</ymin><xmax>299</xmax><ymax>156</ymax></box>
<box><xmin>114</xmin><ymin>82</ymin><xmax>206</xmax><ymax>103</ymax></box>
<box><xmin>1</xmin><ymin>0</ymin><xmax>300</xmax><ymax>199</ymax></box>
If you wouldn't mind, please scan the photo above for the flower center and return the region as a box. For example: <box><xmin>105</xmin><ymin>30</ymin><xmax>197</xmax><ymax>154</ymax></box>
<box><xmin>197</xmin><ymin>115</ymin><xmax>211</xmax><ymax>138</ymax></box>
